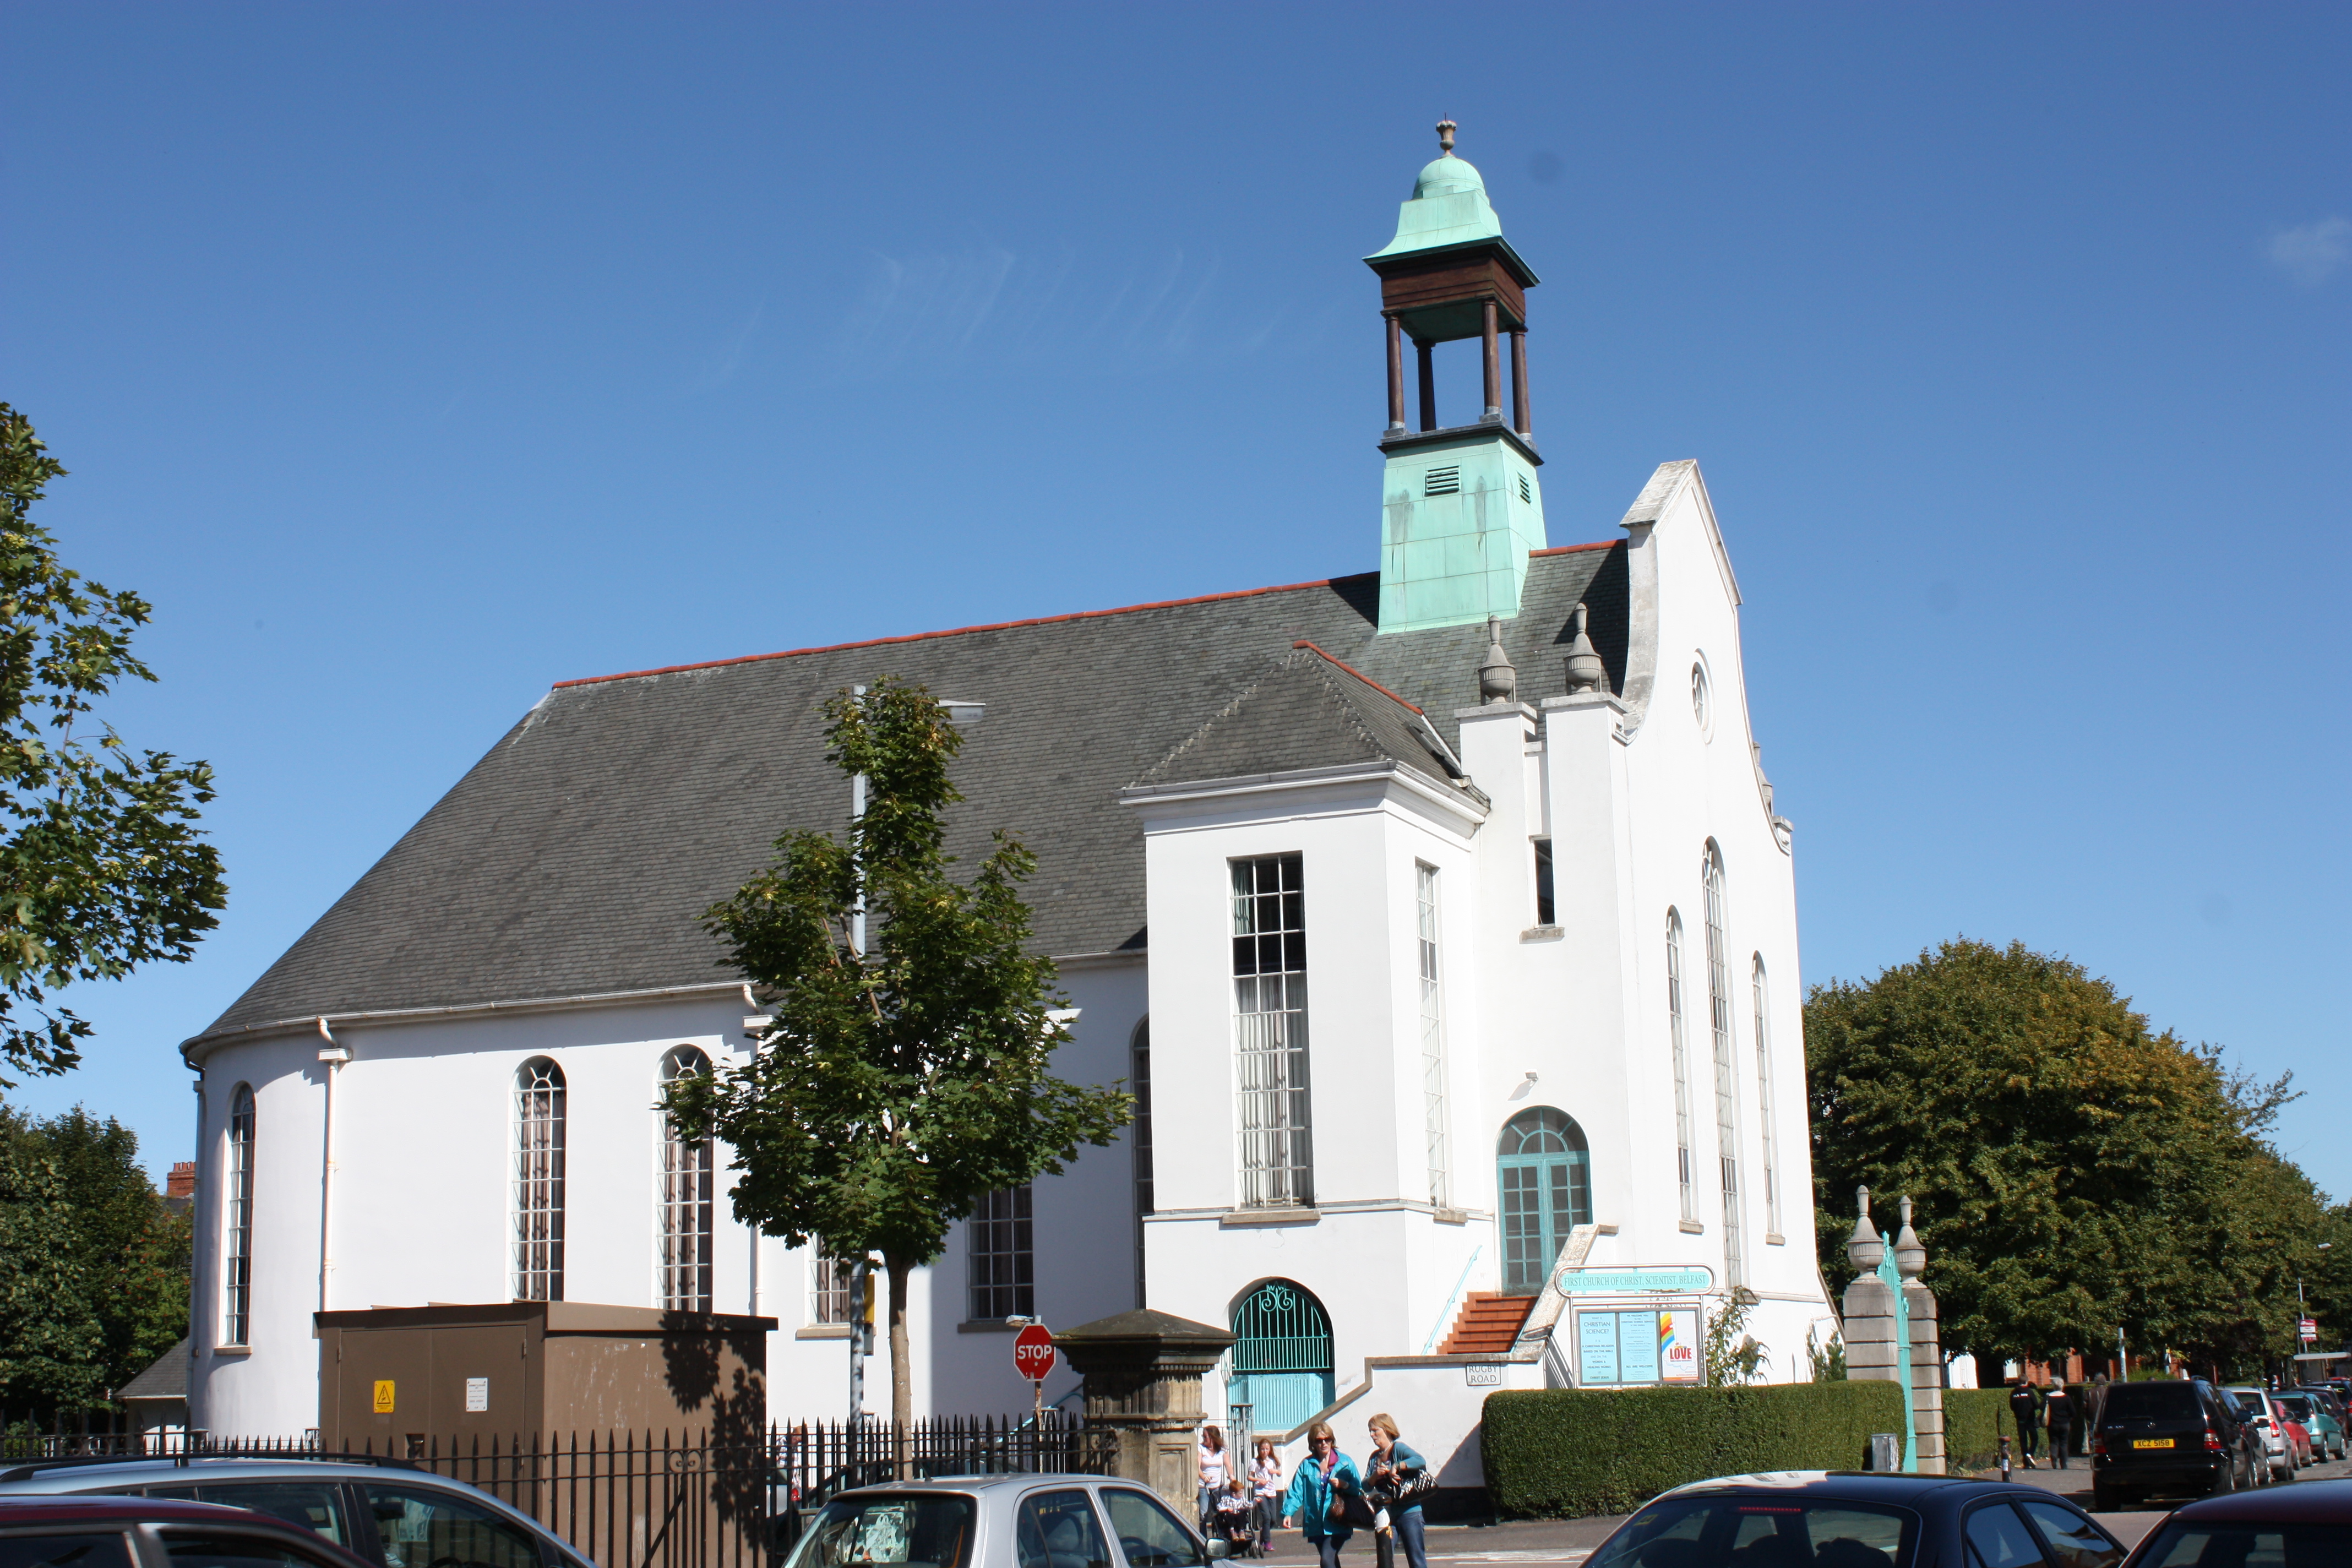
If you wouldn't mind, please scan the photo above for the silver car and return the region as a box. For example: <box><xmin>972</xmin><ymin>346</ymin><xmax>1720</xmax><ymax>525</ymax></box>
<box><xmin>782</xmin><ymin>1475</ymin><xmax>1233</xmax><ymax>1568</ymax></box>
<box><xmin>0</xmin><ymin>1457</ymin><xmax>597</xmax><ymax>1568</ymax></box>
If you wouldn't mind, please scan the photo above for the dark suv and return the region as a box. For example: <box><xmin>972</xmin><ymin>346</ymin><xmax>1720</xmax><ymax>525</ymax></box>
<box><xmin>2089</xmin><ymin>1377</ymin><xmax>2258</xmax><ymax>1509</ymax></box>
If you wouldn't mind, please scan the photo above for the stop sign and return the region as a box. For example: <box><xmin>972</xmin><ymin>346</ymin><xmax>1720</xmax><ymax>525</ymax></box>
<box><xmin>1013</xmin><ymin>1324</ymin><xmax>1056</xmax><ymax>1382</ymax></box>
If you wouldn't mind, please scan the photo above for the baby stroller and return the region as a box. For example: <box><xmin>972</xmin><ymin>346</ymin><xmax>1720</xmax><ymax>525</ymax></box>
<box><xmin>1212</xmin><ymin>1489</ymin><xmax>1259</xmax><ymax>1559</ymax></box>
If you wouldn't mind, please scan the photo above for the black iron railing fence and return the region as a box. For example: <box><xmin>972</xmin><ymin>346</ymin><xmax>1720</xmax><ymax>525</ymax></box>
<box><xmin>0</xmin><ymin>1412</ymin><xmax>1117</xmax><ymax>1568</ymax></box>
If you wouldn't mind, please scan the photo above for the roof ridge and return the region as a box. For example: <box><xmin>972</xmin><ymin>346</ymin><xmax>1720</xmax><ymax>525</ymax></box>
<box><xmin>1133</xmin><ymin>664</ymin><xmax>1276</xmax><ymax>786</ymax></box>
<box><xmin>1290</xmin><ymin>639</ymin><xmax>1425</xmax><ymax>715</ymax></box>
<box><xmin>555</xmin><ymin>573</ymin><xmax>1368</xmax><ymax>690</ymax></box>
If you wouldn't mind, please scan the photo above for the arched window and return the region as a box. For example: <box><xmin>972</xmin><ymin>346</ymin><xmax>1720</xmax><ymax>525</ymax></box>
<box><xmin>1498</xmin><ymin>1108</ymin><xmax>1591</xmax><ymax>1294</ymax></box>
<box><xmin>1229</xmin><ymin>1279</ymin><xmax>1333</xmax><ymax>1435</ymax></box>
<box><xmin>1666</xmin><ymin>910</ymin><xmax>1695</xmax><ymax>1223</ymax></box>
<box><xmin>514</xmin><ymin>1057</ymin><xmax>567</xmax><ymax>1301</ymax></box>
<box><xmin>224</xmin><ymin>1084</ymin><xmax>255</xmax><ymax>1346</ymax></box>
<box><xmin>1131</xmin><ymin>1017</ymin><xmax>1152</xmax><ymax>1309</ymax></box>
<box><xmin>1417</xmin><ymin>863</ymin><xmax>1450</xmax><ymax>1208</ymax></box>
<box><xmin>1703</xmin><ymin>844</ymin><xmax>1745</xmax><ymax>1288</ymax></box>
<box><xmin>658</xmin><ymin>1047</ymin><xmax>714</xmax><ymax>1313</ymax></box>
<box><xmin>1752</xmin><ymin>956</ymin><xmax>1781</xmax><ymax>1240</ymax></box>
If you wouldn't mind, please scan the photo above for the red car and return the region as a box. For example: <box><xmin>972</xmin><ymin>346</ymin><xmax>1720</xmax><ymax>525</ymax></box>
<box><xmin>2277</xmin><ymin>1402</ymin><xmax>2317</xmax><ymax>1469</ymax></box>
<box><xmin>2121</xmin><ymin>1475</ymin><xmax>2352</xmax><ymax>1563</ymax></box>
<box><xmin>0</xmin><ymin>1494</ymin><xmax>383</xmax><ymax>1568</ymax></box>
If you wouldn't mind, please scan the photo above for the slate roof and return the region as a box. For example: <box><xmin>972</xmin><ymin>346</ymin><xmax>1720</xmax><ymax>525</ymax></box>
<box><xmin>116</xmin><ymin>1338</ymin><xmax>189</xmax><ymax>1402</ymax></box>
<box><xmin>191</xmin><ymin>543</ymin><xmax>1627</xmax><ymax>1050</ymax></box>
<box><xmin>1132</xmin><ymin>641</ymin><xmax>1471</xmax><ymax>793</ymax></box>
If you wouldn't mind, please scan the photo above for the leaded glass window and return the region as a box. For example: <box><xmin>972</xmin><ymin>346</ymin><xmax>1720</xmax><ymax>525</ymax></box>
<box><xmin>812</xmin><ymin>1253</ymin><xmax>857</xmax><ymax>1325</ymax></box>
<box><xmin>1131</xmin><ymin>1017</ymin><xmax>1152</xmax><ymax>1309</ymax></box>
<box><xmin>657</xmin><ymin>1046</ymin><xmax>714</xmax><ymax>1312</ymax></box>
<box><xmin>1667</xmin><ymin>911</ymin><xmax>1695</xmax><ymax>1223</ymax></box>
<box><xmin>1417</xmin><ymin>863</ymin><xmax>1449</xmax><ymax>1208</ymax></box>
<box><xmin>968</xmin><ymin>1185</ymin><xmax>1033</xmax><ymax>1320</ymax></box>
<box><xmin>1703</xmin><ymin>845</ymin><xmax>1744</xmax><ymax>1288</ymax></box>
<box><xmin>514</xmin><ymin>1057</ymin><xmax>566</xmax><ymax>1302</ymax></box>
<box><xmin>1753</xmin><ymin>956</ymin><xmax>1781</xmax><ymax>1239</ymax></box>
<box><xmin>1232</xmin><ymin>853</ymin><xmax>1312</xmax><ymax>1208</ymax></box>
<box><xmin>224</xmin><ymin>1084</ymin><xmax>255</xmax><ymax>1346</ymax></box>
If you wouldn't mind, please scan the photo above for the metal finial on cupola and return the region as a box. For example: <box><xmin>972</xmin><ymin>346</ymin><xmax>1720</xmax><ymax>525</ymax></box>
<box><xmin>1564</xmin><ymin>602</ymin><xmax>1605</xmax><ymax>693</ymax></box>
<box><xmin>1436</xmin><ymin>118</ymin><xmax>1457</xmax><ymax>156</ymax></box>
<box><xmin>1477</xmin><ymin>614</ymin><xmax>1517</xmax><ymax>705</ymax></box>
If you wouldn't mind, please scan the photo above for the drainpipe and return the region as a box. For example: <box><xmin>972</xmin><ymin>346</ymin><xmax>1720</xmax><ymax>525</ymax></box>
<box><xmin>315</xmin><ymin>1019</ymin><xmax>350</xmax><ymax>1320</ymax></box>
<box><xmin>188</xmin><ymin>1076</ymin><xmax>205</xmax><ymax>1427</ymax></box>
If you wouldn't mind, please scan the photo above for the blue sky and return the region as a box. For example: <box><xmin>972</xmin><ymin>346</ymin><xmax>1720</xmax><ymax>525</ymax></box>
<box><xmin>4</xmin><ymin>3</ymin><xmax>2348</xmax><ymax>1203</ymax></box>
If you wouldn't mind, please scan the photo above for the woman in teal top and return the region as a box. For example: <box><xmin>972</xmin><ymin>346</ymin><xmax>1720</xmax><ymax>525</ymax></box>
<box><xmin>1281</xmin><ymin>1421</ymin><xmax>1362</xmax><ymax>1568</ymax></box>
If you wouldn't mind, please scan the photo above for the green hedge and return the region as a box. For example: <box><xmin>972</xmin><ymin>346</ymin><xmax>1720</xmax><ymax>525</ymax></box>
<box><xmin>1483</xmin><ymin>1381</ymin><xmax>1906</xmax><ymax>1518</ymax></box>
<box><xmin>1943</xmin><ymin>1389</ymin><xmax>2015</xmax><ymax>1473</ymax></box>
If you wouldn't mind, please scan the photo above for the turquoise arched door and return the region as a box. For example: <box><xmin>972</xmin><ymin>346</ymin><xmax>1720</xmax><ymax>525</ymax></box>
<box><xmin>1499</xmin><ymin>1108</ymin><xmax>1592</xmax><ymax>1294</ymax></box>
<box><xmin>1228</xmin><ymin>1280</ymin><xmax>1333</xmax><ymax>1436</ymax></box>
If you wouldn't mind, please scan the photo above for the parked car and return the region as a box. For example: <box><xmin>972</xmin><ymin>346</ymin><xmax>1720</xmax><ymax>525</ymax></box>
<box><xmin>0</xmin><ymin>1457</ymin><xmax>595</xmax><ymax>1568</ymax></box>
<box><xmin>2119</xmin><ymin>1474</ymin><xmax>2352</xmax><ymax>1565</ymax></box>
<box><xmin>781</xmin><ymin>1474</ymin><xmax>1230</xmax><ymax>1568</ymax></box>
<box><xmin>2221</xmin><ymin>1385</ymin><xmax>2299</xmax><ymax>1483</ymax></box>
<box><xmin>2091</xmin><ymin>1378</ymin><xmax>2261</xmax><ymax>1509</ymax></box>
<box><xmin>0</xmin><ymin>1494</ymin><xmax>383</xmax><ymax>1568</ymax></box>
<box><xmin>2294</xmin><ymin>1386</ymin><xmax>2352</xmax><ymax>1461</ymax></box>
<box><xmin>2276</xmin><ymin>1392</ymin><xmax>2342</xmax><ymax>1463</ymax></box>
<box><xmin>1581</xmin><ymin>1471</ymin><xmax>2124</xmax><ymax>1568</ymax></box>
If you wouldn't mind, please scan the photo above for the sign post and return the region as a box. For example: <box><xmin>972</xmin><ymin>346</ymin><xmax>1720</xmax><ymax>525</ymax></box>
<box><xmin>1014</xmin><ymin>1323</ymin><xmax>1057</xmax><ymax>1425</ymax></box>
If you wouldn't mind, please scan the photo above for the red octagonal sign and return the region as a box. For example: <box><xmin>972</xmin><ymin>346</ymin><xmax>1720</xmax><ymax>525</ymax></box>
<box><xmin>1013</xmin><ymin>1324</ymin><xmax>1056</xmax><ymax>1382</ymax></box>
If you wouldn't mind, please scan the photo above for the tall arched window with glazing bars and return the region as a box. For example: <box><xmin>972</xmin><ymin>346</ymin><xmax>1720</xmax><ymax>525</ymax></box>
<box><xmin>658</xmin><ymin>1046</ymin><xmax>714</xmax><ymax>1311</ymax></box>
<box><xmin>1702</xmin><ymin>843</ymin><xmax>1745</xmax><ymax>1288</ymax></box>
<box><xmin>1752</xmin><ymin>955</ymin><xmax>1781</xmax><ymax>1241</ymax></box>
<box><xmin>514</xmin><ymin>1057</ymin><xmax>567</xmax><ymax>1301</ymax></box>
<box><xmin>1665</xmin><ymin>910</ymin><xmax>1695</xmax><ymax>1224</ymax></box>
<box><xmin>223</xmin><ymin>1084</ymin><xmax>256</xmax><ymax>1346</ymax></box>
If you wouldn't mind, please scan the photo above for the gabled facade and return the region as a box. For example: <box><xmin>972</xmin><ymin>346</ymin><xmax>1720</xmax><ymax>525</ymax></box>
<box><xmin>179</xmin><ymin>128</ymin><xmax>1832</xmax><ymax>1485</ymax></box>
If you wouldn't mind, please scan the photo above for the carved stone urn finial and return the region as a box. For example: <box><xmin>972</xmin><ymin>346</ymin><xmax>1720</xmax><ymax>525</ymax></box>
<box><xmin>1845</xmin><ymin>1184</ymin><xmax>1883</xmax><ymax>1273</ymax></box>
<box><xmin>1564</xmin><ymin>602</ymin><xmax>1605</xmax><ymax>694</ymax></box>
<box><xmin>1436</xmin><ymin>118</ymin><xmax>1457</xmax><ymax>156</ymax></box>
<box><xmin>1477</xmin><ymin>614</ymin><xmax>1517</xmax><ymax>705</ymax></box>
<box><xmin>1893</xmin><ymin>1195</ymin><xmax>1925</xmax><ymax>1281</ymax></box>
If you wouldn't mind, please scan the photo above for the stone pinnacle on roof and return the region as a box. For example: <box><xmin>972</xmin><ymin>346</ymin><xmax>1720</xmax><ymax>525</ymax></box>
<box><xmin>1477</xmin><ymin>614</ymin><xmax>1516</xmax><ymax>705</ymax></box>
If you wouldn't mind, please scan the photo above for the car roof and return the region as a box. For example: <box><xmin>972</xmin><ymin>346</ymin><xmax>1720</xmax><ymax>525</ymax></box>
<box><xmin>0</xmin><ymin>1457</ymin><xmax>426</xmax><ymax>1488</ymax></box>
<box><xmin>828</xmin><ymin>1474</ymin><xmax>1149</xmax><ymax>1498</ymax></box>
<box><xmin>1663</xmin><ymin>1471</ymin><xmax>2045</xmax><ymax>1506</ymax></box>
<box><xmin>2164</xmin><ymin>1478</ymin><xmax>2352</xmax><ymax>1524</ymax></box>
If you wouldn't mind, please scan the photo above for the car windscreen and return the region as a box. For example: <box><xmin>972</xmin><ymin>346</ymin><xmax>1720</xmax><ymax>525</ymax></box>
<box><xmin>2134</xmin><ymin>1518</ymin><xmax>2352</xmax><ymax>1565</ymax></box>
<box><xmin>783</xmin><ymin>1495</ymin><xmax>977</xmax><ymax>1568</ymax></box>
<box><xmin>2101</xmin><ymin>1384</ymin><xmax>2202</xmax><ymax>1421</ymax></box>
<box><xmin>1588</xmin><ymin>1497</ymin><xmax>1917</xmax><ymax>1568</ymax></box>
<box><xmin>2275</xmin><ymin>1396</ymin><xmax>2312</xmax><ymax>1420</ymax></box>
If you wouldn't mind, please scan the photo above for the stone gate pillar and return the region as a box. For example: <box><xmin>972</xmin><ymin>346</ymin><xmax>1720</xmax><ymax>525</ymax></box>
<box><xmin>1056</xmin><ymin>1310</ymin><xmax>1235</xmax><ymax>1511</ymax></box>
<box><xmin>1893</xmin><ymin>1199</ymin><xmax>1946</xmax><ymax>1476</ymax></box>
<box><xmin>1841</xmin><ymin>1188</ymin><xmax>1947</xmax><ymax>1476</ymax></box>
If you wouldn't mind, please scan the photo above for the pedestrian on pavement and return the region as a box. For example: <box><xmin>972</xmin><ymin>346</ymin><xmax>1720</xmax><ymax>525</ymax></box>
<box><xmin>1249</xmin><ymin>1438</ymin><xmax>1283</xmax><ymax>1556</ymax></box>
<box><xmin>2044</xmin><ymin>1380</ymin><xmax>2074</xmax><ymax>1469</ymax></box>
<box><xmin>1281</xmin><ymin>1422</ymin><xmax>1362</xmax><ymax>1568</ymax></box>
<box><xmin>2009</xmin><ymin>1378</ymin><xmax>2044</xmax><ymax>1469</ymax></box>
<box><xmin>1199</xmin><ymin>1424</ymin><xmax>1229</xmax><ymax>1530</ymax></box>
<box><xmin>1364</xmin><ymin>1413</ymin><xmax>1430</xmax><ymax>1568</ymax></box>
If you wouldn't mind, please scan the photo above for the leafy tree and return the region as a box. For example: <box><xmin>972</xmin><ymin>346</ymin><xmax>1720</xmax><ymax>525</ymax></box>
<box><xmin>1806</xmin><ymin>939</ymin><xmax>2328</xmax><ymax>1379</ymax></box>
<box><xmin>0</xmin><ymin>405</ymin><xmax>226</xmax><ymax>1083</ymax></box>
<box><xmin>666</xmin><ymin>678</ymin><xmax>1131</xmax><ymax>1431</ymax></box>
<box><xmin>0</xmin><ymin>1106</ymin><xmax>190</xmax><ymax>1418</ymax></box>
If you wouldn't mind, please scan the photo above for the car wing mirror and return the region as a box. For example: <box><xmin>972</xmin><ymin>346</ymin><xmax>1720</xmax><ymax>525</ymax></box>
<box><xmin>1205</xmin><ymin>1540</ymin><xmax>1232</xmax><ymax>1561</ymax></box>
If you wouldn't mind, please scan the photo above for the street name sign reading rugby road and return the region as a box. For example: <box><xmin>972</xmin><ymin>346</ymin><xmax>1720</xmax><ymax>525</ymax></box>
<box><xmin>1555</xmin><ymin>1265</ymin><xmax>1716</xmax><ymax>1295</ymax></box>
<box><xmin>1014</xmin><ymin>1324</ymin><xmax>1057</xmax><ymax>1382</ymax></box>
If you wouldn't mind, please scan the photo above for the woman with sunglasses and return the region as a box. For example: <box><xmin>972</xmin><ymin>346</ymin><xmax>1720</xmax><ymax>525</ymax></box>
<box><xmin>1280</xmin><ymin>1420</ymin><xmax>1363</xmax><ymax>1568</ymax></box>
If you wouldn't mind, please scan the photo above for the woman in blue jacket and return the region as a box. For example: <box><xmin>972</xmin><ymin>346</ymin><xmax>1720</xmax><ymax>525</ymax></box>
<box><xmin>1364</xmin><ymin>1413</ymin><xmax>1430</xmax><ymax>1568</ymax></box>
<box><xmin>1280</xmin><ymin>1421</ymin><xmax>1362</xmax><ymax>1568</ymax></box>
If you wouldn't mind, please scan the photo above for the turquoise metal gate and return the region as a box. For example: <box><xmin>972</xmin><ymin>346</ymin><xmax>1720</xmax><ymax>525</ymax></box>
<box><xmin>1229</xmin><ymin>1281</ymin><xmax>1333</xmax><ymax>1436</ymax></box>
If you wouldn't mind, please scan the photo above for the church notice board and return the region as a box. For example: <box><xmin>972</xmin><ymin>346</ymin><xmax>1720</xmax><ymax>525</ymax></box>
<box><xmin>1574</xmin><ymin>1303</ymin><xmax>1703</xmax><ymax>1386</ymax></box>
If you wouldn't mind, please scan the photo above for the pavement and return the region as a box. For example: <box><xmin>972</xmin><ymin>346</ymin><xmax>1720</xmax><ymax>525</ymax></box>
<box><xmin>1234</xmin><ymin>1446</ymin><xmax>2352</xmax><ymax>1564</ymax></box>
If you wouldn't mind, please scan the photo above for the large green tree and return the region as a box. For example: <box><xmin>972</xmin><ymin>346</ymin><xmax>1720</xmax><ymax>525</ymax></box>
<box><xmin>1806</xmin><ymin>939</ymin><xmax>2329</xmax><ymax>1380</ymax></box>
<box><xmin>0</xmin><ymin>405</ymin><xmax>226</xmax><ymax>1082</ymax></box>
<box><xmin>0</xmin><ymin>1106</ymin><xmax>191</xmax><ymax>1418</ymax></box>
<box><xmin>666</xmin><ymin>678</ymin><xmax>1131</xmax><ymax>1430</ymax></box>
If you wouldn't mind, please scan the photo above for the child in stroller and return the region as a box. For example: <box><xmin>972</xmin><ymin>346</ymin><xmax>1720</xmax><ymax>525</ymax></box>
<box><xmin>1215</xmin><ymin>1476</ymin><xmax>1259</xmax><ymax>1556</ymax></box>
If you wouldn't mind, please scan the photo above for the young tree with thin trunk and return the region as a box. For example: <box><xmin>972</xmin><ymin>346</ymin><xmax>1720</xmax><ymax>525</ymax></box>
<box><xmin>666</xmin><ymin>677</ymin><xmax>1131</xmax><ymax>1434</ymax></box>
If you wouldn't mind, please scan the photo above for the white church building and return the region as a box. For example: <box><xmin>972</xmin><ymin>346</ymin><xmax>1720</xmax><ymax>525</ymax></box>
<box><xmin>181</xmin><ymin>126</ymin><xmax>1836</xmax><ymax>1484</ymax></box>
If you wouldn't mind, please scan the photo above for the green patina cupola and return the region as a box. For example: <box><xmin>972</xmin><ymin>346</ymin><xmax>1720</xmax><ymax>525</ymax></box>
<box><xmin>1366</xmin><ymin>121</ymin><xmax>1547</xmax><ymax>634</ymax></box>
